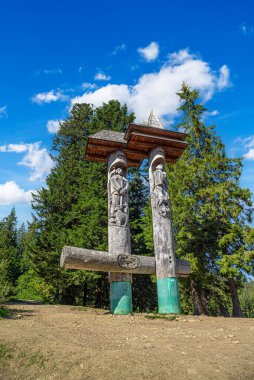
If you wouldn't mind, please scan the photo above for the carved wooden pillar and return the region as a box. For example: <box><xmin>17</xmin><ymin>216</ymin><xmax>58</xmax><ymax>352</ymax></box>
<box><xmin>108</xmin><ymin>150</ymin><xmax>132</xmax><ymax>314</ymax></box>
<box><xmin>149</xmin><ymin>148</ymin><xmax>181</xmax><ymax>314</ymax></box>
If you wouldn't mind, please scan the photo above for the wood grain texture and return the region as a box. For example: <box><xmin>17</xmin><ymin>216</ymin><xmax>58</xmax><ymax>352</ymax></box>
<box><xmin>108</xmin><ymin>150</ymin><xmax>132</xmax><ymax>283</ymax></box>
<box><xmin>149</xmin><ymin>148</ymin><xmax>177</xmax><ymax>279</ymax></box>
<box><xmin>60</xmin><ymin>246</ymin><xmax>191</xmax><ymax>277</ymax></box>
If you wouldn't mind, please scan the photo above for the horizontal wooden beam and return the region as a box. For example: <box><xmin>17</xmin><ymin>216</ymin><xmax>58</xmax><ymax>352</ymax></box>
<box><xmin>125</xmin><ymin>123</ymin><xmax>188</xmax><ymax>142</ymax></box>
<box><xmin>85</xmin><ymin>154</ymin><xmax>141</xmax><ymax>167</ymax></box>
<box><xmin>128</xmin><ymin>132</ymin><xmax>188</xmax><ymax>148</ymax></box>
<box><xmin>87</xmin><ymin>143</ymin><xmax>148</xmax><ymax>157</ymax></box>
<box><xmin>60</xmin><ymin>246</ymin><xmax>190</xmax><ymax>277</ymax></box>
<box><xmin>127</xmin><ymin>141</ymin><xmax>185</xmax><ymax>156</ymax></box>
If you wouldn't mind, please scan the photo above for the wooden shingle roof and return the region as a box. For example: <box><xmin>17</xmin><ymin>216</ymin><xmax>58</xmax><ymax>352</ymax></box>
<box><xmin>85</xmin><ymin>123</ymin><xmax>188</xmax><ymax>167</ymax></box>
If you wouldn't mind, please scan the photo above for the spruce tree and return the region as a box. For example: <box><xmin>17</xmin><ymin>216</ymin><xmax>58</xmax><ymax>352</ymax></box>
<box><xmin>166</xmin><ymin>84</ymin><xmax>253</xmax><ymax>316</ymax></box>
<box><xmin>129</xmin><ymin>168</ymin><xmax>157</xmax><ymax>311</ymax></box>
<box><xmin>240</xmin><ymin>281</ymin><xmax>254</xmax><ymax>317</ymax></box>
<box><xmin>0</xmin><ymin>209</ymin><xmax>20</xmax><ymax>297</ymax></box>
<box><xmin>26</xmin><ymin>101</ymin><xmax>136</xmax><ymax>305</ymax></box>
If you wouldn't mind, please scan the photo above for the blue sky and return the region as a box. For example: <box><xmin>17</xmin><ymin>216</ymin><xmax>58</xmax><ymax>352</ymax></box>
<box><xmin>0</xmin><ymin>0</ymin><xmax>254</xmax><ymax>224</ymax></box>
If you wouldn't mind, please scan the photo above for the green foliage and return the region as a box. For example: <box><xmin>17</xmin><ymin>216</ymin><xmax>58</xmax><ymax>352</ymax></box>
<box><xmin>239</xmin><ymin>281</ymin><xmax>254</xmax><ymax>317</ymax></box>
<box><xmin>27</xmin><ymin>352</ymin><xmax>47</xmax><ymax>367</ymax></box>
<box><xmin>0</xmin><ymin>306</ymin><xmax>11</xmax><ymax>318</ymax></box>
<box><xmin>24</xmin><ymin>100</ymin><xmax>146</xmax><ymax>306</ymax></box>
<box><xmin>0</xmin><ymin>343</ymin><xmax>13</xmax><ymax>360</ymax></box>
<box><xmin>16</xmin><ymin>270</ymin><xmax>51</xmax><ymax>302</ymax></box>
<box><xmin>145</xmin><ymin>313</ymin><xmax>177</xmax><ymax>320</ymax></box>
<box><xmin>0</xmin><ymin>209</ymin><xmax>22</xmax><ymax>298</ymax></box>
<box><xmin>165</xmin><ymin>83</ymin><xmax>253</xmax><ymax>315</ymax></box>
<box><xmin>1</xmin><ymin>93</ymin><xmax>252</xmax><ymax>316</ymax></box>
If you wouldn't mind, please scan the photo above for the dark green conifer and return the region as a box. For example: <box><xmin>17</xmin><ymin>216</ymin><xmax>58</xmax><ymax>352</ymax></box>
<box><xmin>166</xmin><ymin>84</ymin><xmax>253</xmax><ymax>316</ymax></box>
<box><xmin>0</xmin><ymin>209</ymin><xmax>20</xmax><ymax>297</ymax></box>
<box><xmin>26</xmin><ymin>101</ymin><xmax>136</xmax><ymax>305</ymax></box>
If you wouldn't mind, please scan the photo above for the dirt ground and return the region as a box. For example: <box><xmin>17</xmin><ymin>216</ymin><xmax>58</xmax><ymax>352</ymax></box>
<box><xmin>0</xmin><ymin>302</ymin><xmax>254</xmax><ymax>380</ymax></box>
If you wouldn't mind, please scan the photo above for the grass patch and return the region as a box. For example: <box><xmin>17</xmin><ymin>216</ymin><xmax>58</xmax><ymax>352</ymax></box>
<box><xmin>0</xmin><ymin>343</ymin><xmax>13</xmax><ymax>360</ymax></box>
<box><xmin>145</xmin><ymin>313</ymin><xmax>177</xmax><ymax>321</ymax></box>
<box><xmin>0</xmin><ymin>306</ymin><xmax>11</xmax><ymax>318</ymax></box>
<box><xmin>28</xmin><ymin>352</ymin><xmax>47</xmax><ymax>367</ymax></box>
<box><xmin>18</xmin><ymin>351</ymin><xmax>27</xmax><ymax>358</ymax></box>
<box><xmin>0</xmin><ymin>343</ymin><xmax>47</xmax><ymax>370</ymax></box>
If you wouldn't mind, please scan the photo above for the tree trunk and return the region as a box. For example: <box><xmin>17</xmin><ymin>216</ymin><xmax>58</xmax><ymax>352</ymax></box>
<box><xmin>190</xmin><ymin>279</ymin><xmax>209</xmax><ymax>315</ymax></box>
<box><xmin>218</xmin><ymin>302</ymin><xmax>230</xmax><ymax>317</ymax></box>
<box><xmin>228</xmin><ymin>278</ymin><xmax>243</xmax><ymax>317</ymax></box>
<box><xmin>60</xmin><ymin>287</ymin><xmax>76</xmax><ymax>305</ymax></box>
<box><xmin>95</xmin><ymin>278</ymin><xmax>102</xmax><ymax>308</ymax></box>
<box><xmin>83</xmin><ymin>282</ymin><xmax>87</xmax><ymax>306</ymax></box>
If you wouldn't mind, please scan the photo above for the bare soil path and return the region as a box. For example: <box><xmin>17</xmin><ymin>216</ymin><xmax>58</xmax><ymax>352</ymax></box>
<box><xmin>0</xmin><ymin>302</ymin><xmax>254</xmax><ymax>380</ymax></box>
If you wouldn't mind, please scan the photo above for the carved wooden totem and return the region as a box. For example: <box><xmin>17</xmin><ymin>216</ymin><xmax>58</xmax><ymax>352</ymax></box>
<box><xmin>149</xmin><ymin>148</ymin><xmax>180</xmax><ymax>313</ymax></box>
<box><xmin>107</xmin><ymin>150</ymin><xmax>132</xmax><ymax>314</ymax></box>
<box><xmin>61</xmin><ymin>122</ymin><xmax>189</xmax><ymax>315</ymax></box>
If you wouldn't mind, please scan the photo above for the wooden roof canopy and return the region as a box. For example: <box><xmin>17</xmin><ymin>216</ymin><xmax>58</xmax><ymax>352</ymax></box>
<box><xmin>85</xmin><ymin>123</ymin><xmax>188</xmax><ymax>167</ymax></box>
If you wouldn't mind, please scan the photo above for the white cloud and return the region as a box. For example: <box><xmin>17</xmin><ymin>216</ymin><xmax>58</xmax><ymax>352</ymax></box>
<box><xmin>0</xmin><ymin>105</ymin><xmax>7</xmax><ymax>118</ymax></box>
<box><xmin>130</xmin><ymin>64</ymin><xmax>139</xmax><ymax>71</ymax></box>
<box><xmin>244</xmin><ymin>149</ymin><xmax>254</xmax><ymax>160</ymax></box>
<box><xmin>234</xmin><ymin>135</ymin><xmax>254</xmax><ymax>160</ymax></box>
<box><xmin>112</xmin><ymin>43</ymin><xmax>126</xmax><ymax>55</ymax></box>
<box><xmin>242</xmin><ymin>135</ymin><xmax>254</xmax><ymax>148</ymax></box>
<box><xmin>0</xmin><ymin>142</ymin><xmax>53</xmax><ymax>181</ymax></box>
<box><xmin>47</xmin><ymin>119</ymin><xmax>62</xmax><ymax>134</ymax></box>
<box><xmin>240</xmin><ymin>22</ymin><xmax>254</xmax><ymax>36</ymax></box>
<box><xmin>82</xmin><ymin>82</ymin><xmax>97</xmax><ymax>90</ymax></box>
<box><xmin>0</xmin><ymin>181</ymin><xmax>33</xmax><ymax>205</ymax></box>
<box><xmin>43</xmin><ymin>68</ymin><xmax>62</xmax><ymax>75</ymax></box>
<box><xmin>35</xmin><ymin>68</ymin><xmax>63</xmax><ymax>76</ymax></box>
<box><xmin>94</xmin><ymin>72</ymin><xmax>111</xmax><ymax>81</ymax></box>
<box><xmin>31</xmin><ymin>90</ymin><xmax>68</xmax><ymax>104</ymax></box>
<box><xmin>206</xmin><ymin>110</ymin><xmax>219</xmax><ymax>117</ymax></box>
<box><xmin>168</xmin><ymin>48</ymin><xmax>195</xmax><ymax>65</ymax></box>
<box><xmin>19</xmin><ymin>143</ymin><xmax>54</xmax><ymax>181</ymax></box>
<box><xmin>72</xmin><ymin>84</ymin><xmax>130</xmax><ymax>109</ymax></box>
<box><xmin>7</xmin><ymin>144</ymin><xmax>28</xmax><ymax>153</ymax></box>
<box><xmin>217</xmin><ymin>65</ymin><xmax>231</xmax><ymax>89</ymax></box>
<box><xmin>138</xmin><ymin>42</ymin><xmax>159</xmax><ymax>62</ymax></box>
<box><xmin>71</xmin><ymin>48</ymin><xmax>231</xmax><ymax>123</ymax></box>
<box><xmin>0</xmin><ymin>143</ymin><xmax>28</xmax><ymax>153</ymax></box>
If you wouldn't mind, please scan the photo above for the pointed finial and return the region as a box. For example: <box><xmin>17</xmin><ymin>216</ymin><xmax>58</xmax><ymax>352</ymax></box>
<box><xmin>146</xmin><ymin>110</ymin><xmax>163</xmax><ymax>129</ymax></box>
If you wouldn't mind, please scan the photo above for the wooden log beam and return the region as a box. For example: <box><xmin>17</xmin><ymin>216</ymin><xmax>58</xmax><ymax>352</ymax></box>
<box><xmin>60</xmin><ymin>246</ymin><xmax>191</xmax><ymax>278</ymax></box>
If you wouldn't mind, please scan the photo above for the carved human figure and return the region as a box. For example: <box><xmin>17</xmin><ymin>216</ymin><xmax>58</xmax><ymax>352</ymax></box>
<box><xmin>109</xmin><ymin>166</ymin><xmax>129</xmax><ymax>227</ymax></box>
<box><xmin>152</xmin><ymin>163</ymin><xmax>170</xmax><ymax>218</ymax></box>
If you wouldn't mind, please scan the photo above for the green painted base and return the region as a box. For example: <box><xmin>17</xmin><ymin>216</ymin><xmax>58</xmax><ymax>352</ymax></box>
<box><xmin>157</xmin><ymin>277</ymin><xmax>181</xmax><ymax>314</ymax></box>
<box><xmin>110</xmin><ymin>281</ymin><xmax>132</xmax><ymax>315</ymax></box>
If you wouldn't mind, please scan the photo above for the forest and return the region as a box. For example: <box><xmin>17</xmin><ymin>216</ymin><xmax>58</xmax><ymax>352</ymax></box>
<box><xmin>1</xmin><ymin>84</ymin><xmax>254</xmax><ymax>317</ymax></box>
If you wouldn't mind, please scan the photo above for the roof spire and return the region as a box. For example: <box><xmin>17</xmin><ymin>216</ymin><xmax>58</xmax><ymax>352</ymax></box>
<box><xmin>146</xmin><ymin>110</ymin><xmax>163</xmax><ymax>129</ymax></box>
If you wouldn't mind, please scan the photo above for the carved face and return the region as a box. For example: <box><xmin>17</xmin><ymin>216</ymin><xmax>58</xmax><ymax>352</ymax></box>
<box><xmin>155</xmin><ymin>163</ymin><xmax>164</xmax><ymax>171</ymax></box>
<box><xmin>116</xmin><ymin>167</ymin><xmax>123</xmax><ymax>176</ymax></box>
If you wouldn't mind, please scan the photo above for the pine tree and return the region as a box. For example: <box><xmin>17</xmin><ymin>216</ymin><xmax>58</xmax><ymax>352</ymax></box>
<box><xmin>166</xmin><ymin>83</ymin><xmax>253</xmax><ymax>316</ymax></box>
<box><xmin>240</xmin><ymin>281</ymin><xmax>254</xmax><ymax>317</ymax></box>
<box><xmin>128</xmin><ymin>167</ymin><xmax>157</xmax><ymax>311</ymax></box>
<box><xmin>26</xmin><ymin>101</ymin><xmax>137</xmax><ymax>305</ymax></box>
<box><xmin>0</xmin><ymin>209</ymin><xmax>20</xmax><ymax>297</ymax></box>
